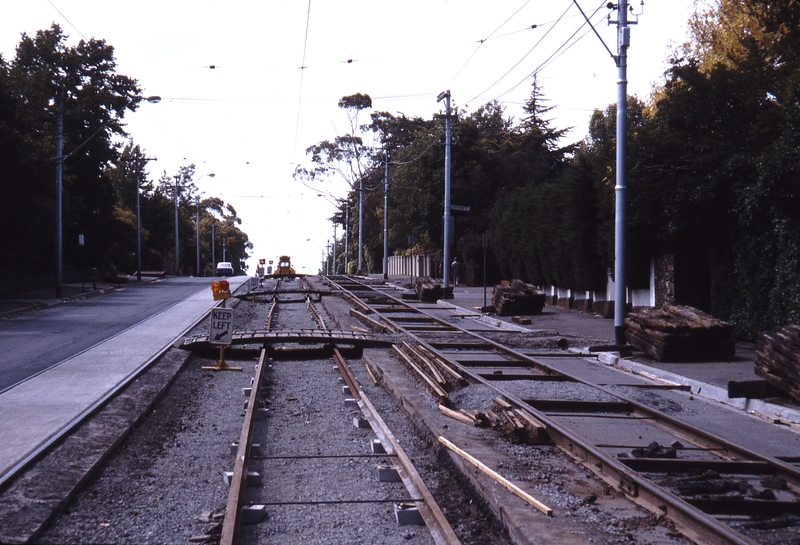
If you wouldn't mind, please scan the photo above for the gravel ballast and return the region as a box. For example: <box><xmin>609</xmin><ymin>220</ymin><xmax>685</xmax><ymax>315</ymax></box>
<box><xmin>29</xmin><ymin>277</ymin><xmax>787</xmax><ymax>544</ymax></box>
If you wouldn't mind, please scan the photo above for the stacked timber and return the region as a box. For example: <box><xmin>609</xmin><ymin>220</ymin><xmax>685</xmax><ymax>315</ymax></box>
<box><xmin>491</xmin><ymin>280</ymin><xmax>546</xmax><ymax>316</ymax></box>
<box><xmin>624</xmin><ymin>305</ymin><xmax>735</xmax><ymax>362</ymax></box>
<box><xmin>414</xmin><ymin>277</ymin><xmax>452</xmax><ymax>302</ymax></box>
<box><xmin>755</xmin><ymin>325</ymin><xmax>800</xmax><ymax>402</ymax></box>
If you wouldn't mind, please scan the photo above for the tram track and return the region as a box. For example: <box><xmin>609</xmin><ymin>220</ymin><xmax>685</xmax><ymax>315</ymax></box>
<box><xmin>15</xmin><ymin>273</ymin><xmax>800</xmax><ymax>544</ymax></box>
<box><xmin>327</xmin><ymin>275</ymin><xmax>800</xmax><ymax>545</ymax></box>
<box><xmin>218</xmin><ymin>277</ymin><xmax>464</xmax><ymax>545</ymax></box>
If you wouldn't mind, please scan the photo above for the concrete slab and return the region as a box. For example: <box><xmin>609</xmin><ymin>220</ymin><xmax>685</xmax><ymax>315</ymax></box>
<box><xmin>0</xmin><ymin>278</ymin><xmax>246</xmax><ymax>483</ymax></box>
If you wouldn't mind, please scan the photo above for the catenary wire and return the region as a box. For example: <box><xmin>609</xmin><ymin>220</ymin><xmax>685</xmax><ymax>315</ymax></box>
<box><xmin>449</xmin><ymin>0</ymin><xmax>531</xmax><ymax>85</ymax></box>
<box><xmin>465</xmin><ymin>2</ymin><xmax>573</xmax><ymax>106</ymax></box>
<box><xmin>47</xmin><ymin>0</ymin><xmax>87</xmax><ymax>41</ymax></box>
<box><xmin>494</xmin><ymin>2</ymin><xmax>608</xmax><ymax>102</ymax></box>
<box><xmin>293</xmin><ymin>0</ymin><xmax>313</xmax><ymax>155</ymax></box>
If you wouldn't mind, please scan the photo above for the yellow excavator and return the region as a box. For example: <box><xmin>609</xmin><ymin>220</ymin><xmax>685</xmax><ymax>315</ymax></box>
<box><xmin>274</xmin><ymin>255</ymin><xmax>296</xmax><ymax>276</ymax></box>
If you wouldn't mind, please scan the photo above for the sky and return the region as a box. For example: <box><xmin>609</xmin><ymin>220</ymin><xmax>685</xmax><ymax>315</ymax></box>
<box><xmin>1</xmin><ymin>0</ymin><xmax>696</xmax><ymax>274</ymax></box>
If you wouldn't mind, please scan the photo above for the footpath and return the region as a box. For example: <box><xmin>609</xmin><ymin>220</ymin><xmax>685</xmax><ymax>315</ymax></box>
<box><xmin>380</xmin><ymin>274</ymin><xmax>800</xmax><ymax>429</ymax></box>
<box><xmin>0</xmin><ymin>276</ymin><xmax>248</xmax><ymax>486</ymax></box>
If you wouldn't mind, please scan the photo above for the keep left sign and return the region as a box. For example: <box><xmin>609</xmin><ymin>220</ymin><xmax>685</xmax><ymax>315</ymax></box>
<box><xmin>210</xmin><ymin>307</ymin><xmax>234</xmax><ymax>345</ymax></box>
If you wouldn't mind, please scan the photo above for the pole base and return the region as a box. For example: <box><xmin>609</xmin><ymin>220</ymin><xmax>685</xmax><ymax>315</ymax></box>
<box><xmin>202</xmin><ymin>346</ymin><xmax>242</xmax><ymax>371</ymax></box>
<box><xmin>614</xmin><ymin>325</ymin><xmax>627</xmax><ymax>347</ymax></box>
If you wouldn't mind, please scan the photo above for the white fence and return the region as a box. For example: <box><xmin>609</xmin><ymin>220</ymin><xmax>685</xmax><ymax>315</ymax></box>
<box><xmin>387</xmin><ymin>255</ymin><xmax>435</xmax><ymax>277</ymax></box>
<box><xmin>388</xmin><ymin>254</ymin><xmax>659</xmax><ymax>317</ymax></box>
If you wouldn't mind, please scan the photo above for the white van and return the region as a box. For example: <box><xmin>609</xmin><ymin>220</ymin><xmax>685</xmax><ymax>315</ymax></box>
<box><xmin>215</xmin><ymin>261</ymin><xmax>234</xmax><ymax>276</ymax></box>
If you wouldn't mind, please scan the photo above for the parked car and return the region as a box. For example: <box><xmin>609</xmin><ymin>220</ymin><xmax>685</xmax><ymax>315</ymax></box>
<box><xmin>215</xmin><ymin>261</ymin><xmax>234</xmax><ymax>276</ymax></box>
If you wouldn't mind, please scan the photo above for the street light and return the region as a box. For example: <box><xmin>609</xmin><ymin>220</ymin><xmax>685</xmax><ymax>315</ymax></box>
<box><xmin>382</xmin><ymin>150</ymin><xmax>389</xmax><ymax>279</ymax></box>
<box><xmin>56</xmin><ymin>93</ymin><xmax>160</xmax><ymax>296</ymax></box>
<box><xmin>136</xmin><ymin>155</ymin><xmax>157</xmax><ymax>282</ymax></box>
<box><xmin>195</xmin><ymin>173</ymin><xmax>216</xmax><ymax>276</ymax></box>
<box><xmin>437</xmin><ymin>90</ymin><xmax>452</xmax><ymax>290</ymax></box>
<box><xmin>174</xmin><ymin>172</ymin><xmax>214</xmax><ymax>276</ymax></box>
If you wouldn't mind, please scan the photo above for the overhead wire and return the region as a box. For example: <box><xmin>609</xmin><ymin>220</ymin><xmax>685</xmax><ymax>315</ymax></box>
<box><xmin>449</xmin><ymin>0</ymin><xmax>531</xmax><ymax>85</ymax></box>
<box><xmin>46</xmin><ymin>0</ymin><xmax>87</xmax><ymax>41</ymax></box>
<box><xmin>293</xmin><ymin>0</ymin><xmax>313</xmax><ymax>155</ymax></box>
<box><xmin>465</xmin><ymin>2</ymin><xmax>573</xmax><ymax>106</ymax></box>
<box><xmin>388</xmin><ymin>132</ymin><xmax>443</xmax><ymax>166</ymax></box>
<box><xmin>494</xmin><ymin>1</ymin><xmax>609</xmax><ymax>102</ymax></box>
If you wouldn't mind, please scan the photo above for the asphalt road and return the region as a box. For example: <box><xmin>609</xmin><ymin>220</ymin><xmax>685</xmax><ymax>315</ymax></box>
<box><xmin>0</xmin><ymin>277</ymin><xmax>212</xmax><ymax>392</ymax></box>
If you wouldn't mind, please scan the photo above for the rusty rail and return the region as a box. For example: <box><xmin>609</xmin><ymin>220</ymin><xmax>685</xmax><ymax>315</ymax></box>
<box><xmin>220</xmin><ymin>349</ymin><xmax>268</xmax><ymax>545</ymax></box>
<box><xmin>332</xmin><ymin>348</ymin><xmax>461</xmax><ymax>545</ymax></box>
<box><xmin>335</xmin><ymin>277</ymin><xmax>799</xmax><ymax>545</ymax></box>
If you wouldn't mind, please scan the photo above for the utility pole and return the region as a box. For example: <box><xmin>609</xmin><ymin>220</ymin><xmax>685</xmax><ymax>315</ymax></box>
<box><xmin>135</xmin><ymin>156</ymin><xmax>157</xmax><ymax>282</ymax></box>
<box><xmin>612</xmin><ymin>1</ymin><xmax>632</xmax><ymax>346</ymax></box>
<box><xmin>55</xmin><ymin>90</ymin><xmax>63</xmax><ymax>298</ymax></box>
<box><xmin>333</xmin><ymin>223</ymin><xmax>337</xmax><ymax>275</ymax></box>
<box><xmin>194</xmin><ymin>173</ymin><xmax>215</xmax><ymax>277</ymax></box>
<box><xmin>174</xmin><ymin>175</ymin><xmax>181</xmax><ymax>276</ymax></box>
<box><xmin>211</xmin><ymin>223</ymin><xmax>216</xmax><ymax>268</ymax></box>
<box><xmin>382</xmin><ymin>149</ymin><xmax>389</xmax><ymax>280</ymax></box>
<box><xmin>196</xmin><ymin>197</ymin><xmax>201</xmax><ymax>276</ymax></box>
<box><xmin>576</xmin><ymin>0</ymin><xmax>639</xmax><ymax>344</ymax></box>
<box><xmin>357</xmin><ymin>176</ymin><xmax>363</xmax><ymax>274</ymax></box>
<box><xmin>437</xmin><ymin>90</ymin><xmax>453</xmax><ymax>290</ymax></box>
<box><xmin>344</xmin><ymin>204</ymin><xmax>350</xmax><ymax>275</ymax></box>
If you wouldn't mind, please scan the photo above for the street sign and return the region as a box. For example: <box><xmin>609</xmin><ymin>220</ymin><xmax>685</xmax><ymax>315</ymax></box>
<box><xmin>78</xmin><ymin>234</ymin><xmax>84</xmax><ymax>246</ymax></box>
<box><xmin>249</xmin><ymin>277</ymin><xmax>259</xmax><ymax>290</ymax></box>
<box><xmin>209</xmin><ymin>307</ymin><xmax>234</xmax><ymax>345</ymax></box>
<box><xmin>451</xmin><ymin>204</ymin><xmax>470</xmax><ymax>211</ymax></box>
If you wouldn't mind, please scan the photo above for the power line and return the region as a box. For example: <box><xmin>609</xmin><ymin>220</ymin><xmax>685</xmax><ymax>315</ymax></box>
<box><xmin>465</xmin><ymin>3</ymin><xmax>573</xmax><ymax>106</ymax></box>
<box><xmin>449</xmin><ymin>0</ymin><xmax>531</xmax><ymax>85</ymax></box>
<box><xmin>494</xmin><ymin>2</ymin><xmax>608</xmax><ymax>101</ymax></box>
<box><xmin>47</xmin><ymin>0</ymin><xmax>87</xmax><ymax>41</ymax></box>
<box><xmin>388</xmin><ymin>133</ymin><xmax>443</xmax><ymax>166</ymax></box>
<box><xmin>293</xmin><ymin>0</ymin><xmax>313</xmax><ymax>155</ymax></box>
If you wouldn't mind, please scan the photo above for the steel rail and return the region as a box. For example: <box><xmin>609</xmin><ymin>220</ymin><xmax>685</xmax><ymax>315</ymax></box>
<box><xmin>220</xmin><ymin>348</ymin><xmax>268</xmax><ymax>545</ymax></box>
<box><xmin>306</xmin><ymin>294</ymin><xmax>327</xmax><ymax>329</ymax></box>
<box><xmin>331</xmin><ymin>277</ymin><xmax>799</xmax><ymax>545</ymax></box>
<box><xmin>280</xmin><ymin>291</ymin><xmax>460</xmax><ymax>544</ymax></box>
<box><xmin>266</xmin><ymin>295</ymin><xmax>277</xmax><ymax>330</ymax></box>
<box><xmin>332</xmin><ymin>347</ymin><xmax>462</xmax><ymax>545</ymax></box>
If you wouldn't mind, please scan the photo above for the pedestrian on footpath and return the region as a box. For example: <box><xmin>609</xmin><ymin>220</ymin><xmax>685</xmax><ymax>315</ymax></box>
<box><xmin>451</xmin><ymin>257</ymin><xmax>461</xmax><ymax>286</ymax></box>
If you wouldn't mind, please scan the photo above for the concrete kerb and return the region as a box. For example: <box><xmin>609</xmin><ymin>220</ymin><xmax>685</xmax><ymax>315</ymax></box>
<box><xmin>0</xmin><ymin>276</ymin><xmax>167</xmax><ymax>320</ymax></box>
<box><xmin>436</xmin><ymin>299</ymin><xmax>532</xmax><ymax>332</ymax></box>
<box><xmin>0</xmin><ymin>285</ymin><xmax>121</xmax><ymax>319</ymax></box>
<box><xmin>597</xmin><ymin>352</ymin><xmax>800</xmax><ymax>427</ymax></box>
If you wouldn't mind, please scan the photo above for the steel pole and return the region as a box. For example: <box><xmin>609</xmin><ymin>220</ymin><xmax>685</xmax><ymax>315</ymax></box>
<box><xmin>383</xmin><ymin>150</ymin><xmax>389</xmax><ymax>279</ymax></box>
<box><xmin>174</xmin><ymin>176</ymin><xmax>180</xmax><ymax>276</ymax></box>
<box><xmin>441</xmin><ymin>91</ymin><xmax>452</xmax><ymax>290</ymax></box>
<box><xmin>196</xmin><ymin>197</ymin><xmax>200</xmax><ymax>276</ymax></box>
<box><xmin>55</xmin><ymin>91</ymin><xmax>63</xmax><ymax>297</ymax></box>
<box><xmin>357</xmin><ymin>176</ymin><xmax>363</xmax><ymax>274</ymax></box>
<box><xmin>614</xmin><ymin>1</ymin><xmax>629</xmax><ymax>345</ymax></box>
<box><xmin>136</xmin><ymin>162</ymin><xmax>142</xmax><ymax>282</ymax></box>
<box><xmin>333</xmin><ymin>223</ymin><xmax>337</xmax><ymax>274</ymax></box>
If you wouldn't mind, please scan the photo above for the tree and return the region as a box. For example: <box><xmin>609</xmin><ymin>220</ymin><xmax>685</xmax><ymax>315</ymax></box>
<box><xmin>294</xmin><ymin>93</ymin><xmax>377</xmax><ymax>272</ymax></box>
<box><xmin>628</xmin><ymin>0</ymin><xmax>800</xmax><ymax>335</ymax></box>
<box><xmin>1</xmin><ymin>24</ymin><xmax>139</xmax><ymax>280</ymax></box>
